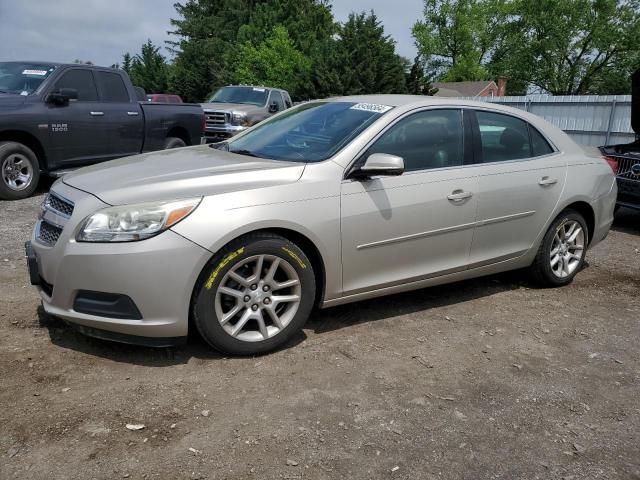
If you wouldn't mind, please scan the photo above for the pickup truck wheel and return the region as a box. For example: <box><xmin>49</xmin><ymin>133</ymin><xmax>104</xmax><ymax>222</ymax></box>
<box><xmin>164</xmin><ymin>137</ymin><xmax>186</xmax><ymax>149</ymax></box>
<box><xmin>529</xmin><ymin>210</ymin><xmax>588</xmax><ymax>287</ymax></box>
<box><xmin>193</xmin><ymin>233</ymin><xmax>316</xmax><ymax>356</ymax></box>
<box><xmin>0</xmin><ymin>142</ymin><xmax>40</xmax><ymax>200</ymax></box>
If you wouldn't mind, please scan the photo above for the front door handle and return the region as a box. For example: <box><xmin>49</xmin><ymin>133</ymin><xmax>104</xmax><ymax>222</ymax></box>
<box><xmin>127</xmin><ymin>111</ymin><xmax>139</xmax><ymax>116</ymax></box>
<box><xmin>90</xmin><ymin>111</ymin><xmax>104</xmax><ymax>116</ymax></box>
<box><xmin>447</xmin><ymin>190</ymin><xmax>473</xmax><ymax>202</ymax></box>
<box><xmin>538</xmin><ymin>176</ymin><xmax>558</xmax><ymax>186</ymax></box>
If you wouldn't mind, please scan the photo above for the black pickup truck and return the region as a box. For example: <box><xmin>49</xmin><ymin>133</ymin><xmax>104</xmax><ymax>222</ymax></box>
<box><xmin>600</xmin><ymin>69</ymin><xmax>640</xmax><ymax>212</ymax></box>
<box><xmin>0</xmin><ymin>62</ymin><xmax>204</xmax><ymax>200</ymax></box>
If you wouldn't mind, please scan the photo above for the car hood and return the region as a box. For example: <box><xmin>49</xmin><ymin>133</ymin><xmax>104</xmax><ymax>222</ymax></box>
<box><xmin>63</xmin><ymin>145</ymin><xmax>305</xmax><ymax>206</ymax></box>
<box><xmin>200</xmin><ymin>102</ymin><xmax>264</xmax><ymax>114</ymax></box>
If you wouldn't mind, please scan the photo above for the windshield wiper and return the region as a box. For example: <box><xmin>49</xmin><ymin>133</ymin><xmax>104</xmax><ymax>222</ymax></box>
<box><xmin>229</xmin><ymin>149</ymin><xmax>261</xmax><ymax>158</ymax></box>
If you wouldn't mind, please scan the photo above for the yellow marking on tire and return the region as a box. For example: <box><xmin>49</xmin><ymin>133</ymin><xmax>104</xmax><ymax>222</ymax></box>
<box><xmin>205</xmin><ymin>247</ymin><xmax>245</xmax><ymax>290</ymax></box>
<box><xmin>556</xmin><ymin>218</ymin><xmax>569</xmax><ymax>233</ymax></box>
<box><xmin>282</xmin><ymin>247</ymin><xmax>306</xmax><ymax>269</ymax></box>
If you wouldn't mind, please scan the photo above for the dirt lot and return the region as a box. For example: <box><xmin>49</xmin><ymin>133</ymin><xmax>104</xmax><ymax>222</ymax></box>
<box><xmin>1</xmin><ymin>190</ymin><xmax>639</xmax><ymax>480</ymax></box>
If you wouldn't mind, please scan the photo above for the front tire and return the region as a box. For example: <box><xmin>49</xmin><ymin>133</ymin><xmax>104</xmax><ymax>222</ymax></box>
<box><xmin>0</xmin><ymin>141</ymin><xmax>40</xmax><ymax>200</ymax></box>
<box><xmin>193</xmin><ymin>233</ymin><xmax>316</xmax><ymax>355</ymax></box>
<box><xmin>530</xmin><ymin>210</ymin><xmax>588</xmax><ymax>287</ymax></box>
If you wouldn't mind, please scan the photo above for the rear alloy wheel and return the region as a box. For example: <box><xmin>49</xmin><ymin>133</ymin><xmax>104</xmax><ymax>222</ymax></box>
<box><xmin>530</xmin><ymin>210</ymin><xmax>588</xmax><ymax>286</ymax></box>
<box><xmin>193</xmin><ymin>233</ymin><xmax>316</xmax><ymax>355</ymax></box>
<box><xmin>0</xmin><ymin>141</ymin><xmax>40</xmax><ymax>200</ymax></box>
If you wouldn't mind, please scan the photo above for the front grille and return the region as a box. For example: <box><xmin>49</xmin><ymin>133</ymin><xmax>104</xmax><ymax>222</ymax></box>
<box><xmin>45</xmin><ymin>193</ymin><xmax>74</xmax><ymax>217</ymax></box>
<box><xmin>614</xmin><ymin>155</ymin><xmax>640</xmax><ymax>181</ymax></box>
<box><xmin>38</xmin><ymin>221</ymin><xmax>63</xmax><ymax>246</ymax></box>
<box><xmin>205</xmin><ymin>111</ymin><xmax>229</xmax><ymax>126</ymax></box>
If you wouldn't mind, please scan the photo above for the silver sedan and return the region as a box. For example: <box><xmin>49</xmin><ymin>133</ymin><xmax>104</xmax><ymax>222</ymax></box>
<box><xmin>28</xmin><ymin>96</ymin><xmax>617</xmax><ymax>355</ymax></box>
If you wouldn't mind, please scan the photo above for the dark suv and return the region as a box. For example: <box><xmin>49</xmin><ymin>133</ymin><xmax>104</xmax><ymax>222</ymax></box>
<box><xmin>600</xmin><ymin>69</ymin><xmax>640</xmax><ymax>211</ymax></box>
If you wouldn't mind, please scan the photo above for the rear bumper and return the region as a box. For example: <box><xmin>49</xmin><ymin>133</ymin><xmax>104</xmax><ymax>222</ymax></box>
<box><xmin>590</xmin><ymin>178</ymin><xmax>617</xmax><ymax>248</ymax></box>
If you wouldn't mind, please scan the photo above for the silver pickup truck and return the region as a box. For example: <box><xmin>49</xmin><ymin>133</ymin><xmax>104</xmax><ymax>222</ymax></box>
<box><xmin>201</xmin><ymin>85</ymin><xmax>292</xmax><ymax>143</ymax></box>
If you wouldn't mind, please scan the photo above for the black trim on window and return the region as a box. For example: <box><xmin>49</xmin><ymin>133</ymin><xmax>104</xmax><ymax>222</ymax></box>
<box><xmin>467</xmin><ymin>109</ymin><xmax>483</xmax><ymax>164</ymax></box>
<box><xmin>462</xmin><ymin>109</ymin><xmax>475</xmax><ymax>165</ymax></box>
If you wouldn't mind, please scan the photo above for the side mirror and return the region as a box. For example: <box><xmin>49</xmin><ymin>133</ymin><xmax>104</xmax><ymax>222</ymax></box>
<box><xmin>353</xmin><ymin>153</ymin><xmax>405</xmax><ymax>179</ymax></box>
<box><xmin>268</xmin><ymin>102</ymin><xmax>278</xmax><ymax>113</ymax></box>
<box><xmin>47</xmin><ymin>88</ymin><xmax>78</xmax><ymax>105</ymax></box>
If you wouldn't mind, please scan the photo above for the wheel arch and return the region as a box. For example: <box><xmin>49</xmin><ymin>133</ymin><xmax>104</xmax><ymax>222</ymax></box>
<box><xmin>193</xmin><ymin>225</ymin><xmax>328</xmax><ymax>308</ymax></box>
<box><xmin>166</xmin><ymin>126</ymin><xmax>191</xmax><ymax>145</ymax></box>
<box><xmin>0</xmin><ymin>130</ymin><xmax>47</xmax><ymax>170</ymax></box>
<box><xmin>559</xmin><ymin>200</ymin><xmax>595</xmax><ymax>246</ymax></box>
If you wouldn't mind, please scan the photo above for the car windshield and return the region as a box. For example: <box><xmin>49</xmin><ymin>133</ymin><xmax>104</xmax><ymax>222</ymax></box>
<box><xmin>0</xmin><ymin>62</ymin><xmax>57</xmax><ymax>95</ymax></box>
<box><xmin>224</xmin><ymin>101</ymin><xmax>393</xmax><ymax>163</ymax></box>
<box><xmin>207</xmin><ymin>86</ymin><xmax>269</xmax><ymax>106</ymax></box>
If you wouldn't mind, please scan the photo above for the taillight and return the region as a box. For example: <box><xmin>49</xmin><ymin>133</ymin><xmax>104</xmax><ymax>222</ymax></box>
<box><xmin>201</xmin><ymin>113</ymin><xmax>206</xmax><ymax>133</ymax></box>
<box><xmin>603</xmin><ymin>155</ymin><xmax>618</xmax><ymax>175</ymax></box>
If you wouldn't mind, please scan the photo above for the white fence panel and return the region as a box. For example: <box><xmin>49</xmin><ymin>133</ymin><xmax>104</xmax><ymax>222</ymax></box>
<box><xmin>461</xmin><ymin>95</ymin><xmax>635</xmax><ymax>146</ymax></box>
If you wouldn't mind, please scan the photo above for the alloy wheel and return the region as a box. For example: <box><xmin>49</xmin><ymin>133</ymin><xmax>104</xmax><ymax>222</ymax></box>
<box><xmin>550</xmin><ymin>220</ymin><xmax>585</xmax><ymax>278</ymax></box>
<box><xmin>2</xmin><ymin>153</ymin><xmax>33</xmax><ymax>191</ymax></box>
<box><xmin>214</xmin><ymin>254</ymin><xmax>301</xmax><ymax>342</ymax></box>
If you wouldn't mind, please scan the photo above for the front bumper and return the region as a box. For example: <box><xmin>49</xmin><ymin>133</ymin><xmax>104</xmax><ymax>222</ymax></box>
<box><xmin>29</xmin><ymin>183</ymin><xmax>212</xmax><ymax>343</ymax></box>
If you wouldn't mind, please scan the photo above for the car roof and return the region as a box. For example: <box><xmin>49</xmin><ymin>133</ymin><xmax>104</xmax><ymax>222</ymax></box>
<box><xmin>325</xmin><ymin>94</ymin><xmax>510</xmax><ymax>108</ymax></box>
<box><xmin>324</xmin><ymin>94</ymin><xmax>549</xmax><ymax>118</ymax></box>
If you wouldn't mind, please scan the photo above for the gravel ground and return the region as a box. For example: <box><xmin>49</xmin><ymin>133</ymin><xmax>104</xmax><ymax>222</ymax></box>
<box><xmin>1</xmin><ymin>190</ymin><xmax>639</xmax><ymax>480</ymax></box>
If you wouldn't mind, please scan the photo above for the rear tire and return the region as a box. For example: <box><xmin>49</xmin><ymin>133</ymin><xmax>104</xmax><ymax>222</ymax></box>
<box><xmin>0</xmin><ymin>141</ymin><xmax>40</xmax><ymax>200</ymax></box>
<box><xmin>192</xmin><ymin>233</ymin><xmax>316</xmax><ymax>356</ymax></box>
<box><xmin>164</xmin><ymin>137</ymin><xmax>186</xmax><ymax>149</ymax></box>
<box><xmin>529</xmin><ymin>210</ymin><xmax>588</xmax><ymax>287</ymax></box>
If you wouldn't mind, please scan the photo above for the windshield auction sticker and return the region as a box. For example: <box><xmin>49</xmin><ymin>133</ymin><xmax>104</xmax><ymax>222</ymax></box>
<box><xmin>350</xmin><ymin>103</ymin><xmax>393</xmax><ymax>114</ymax></box>
<box><xmin>22</xmin><ymin>70</ymin><xmax>48</xmax><ymax>76</ymax></box>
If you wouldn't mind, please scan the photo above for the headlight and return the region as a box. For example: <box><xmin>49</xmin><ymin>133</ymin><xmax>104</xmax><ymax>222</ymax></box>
<box><xmin>231</xmin><ymin>112</ymin><xmax>249</xmax><ymax>126</ymax></box>
<box><xmin>77</xmin><ymin>198</ymin><xmax>201</xmax><ymax>242</ymax></box>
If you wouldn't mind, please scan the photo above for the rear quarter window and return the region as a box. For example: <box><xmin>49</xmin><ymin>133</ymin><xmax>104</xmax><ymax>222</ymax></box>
<box><xmin>529</xmin><ymin>126</ymin><xmax>554</xmax><ymax>156</ymax></box>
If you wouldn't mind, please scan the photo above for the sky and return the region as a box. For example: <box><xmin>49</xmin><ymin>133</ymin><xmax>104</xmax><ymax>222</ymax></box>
<box><xmin>0</xmin><ymin>0</ymin><xmax>422</xmax><ymax>67</ymax></box>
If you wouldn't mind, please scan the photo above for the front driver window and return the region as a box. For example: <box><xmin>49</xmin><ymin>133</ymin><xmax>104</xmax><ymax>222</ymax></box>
<box><xmin>366</xmin><ymin>109</ymin><xmax>464</xmax><ymax>172</ymax></box>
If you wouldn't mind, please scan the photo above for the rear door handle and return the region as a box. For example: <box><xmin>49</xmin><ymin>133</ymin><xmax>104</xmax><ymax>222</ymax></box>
<box><xmin>90</xmin><ymin>111</ymin><xmax>104</xmax><ymax>116</ymax></box>
<box><xmin>127</xmin><ymin>111</ymin><xmax>139</xmax><ymax>116</ymax></box>
<box><xmin>447</xmin><ymin>190</ymin><xmax>473</xmax><ymax>202</ymax></box>
<box><xmin>538</xmin><ymin>176</ymin><xmax>558</xmax><ymax>186</ymax></box>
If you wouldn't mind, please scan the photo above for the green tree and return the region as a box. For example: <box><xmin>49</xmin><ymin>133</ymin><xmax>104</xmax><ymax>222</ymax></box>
<box><xmin>334</xmin><ymin>12</ymin><xmax>408</xmax><ymax>95</ymax></box>
<box><xmin>121</xmin><ymin>53</ymin><xmax>132</xmax><ymax>74</ymax></box>
<box><xmin>125</xmin><ymin>40</ymin><xmax>169</xmax><ymax>93</ymax></box>
<box><xmin>168</xmin><ymin>0</ymin><xmax>253</xmax><ymax>102</ymax></box>
<box><xmin>168</xmin><ymin>0</ymin><xmax>335</xmax><ymax>101</ymax></box>
<box><xmin>499</xmin><ymin>0</ymin><xmax>640</xmax><ymax>95</ymax></box>
<box><xmin>406</xmin><ymin>55</ymin><xmax>438</xmax><ymax>95</ymax></box>
<box><xmin>412</xmin><ymin>0</ymin><xmax>507</xmax><ymax>82</ymax></box>
<box><xmin>232</xmin><ymin>25</ymin><xmax>311</xmax><ymax>97</ymax></box>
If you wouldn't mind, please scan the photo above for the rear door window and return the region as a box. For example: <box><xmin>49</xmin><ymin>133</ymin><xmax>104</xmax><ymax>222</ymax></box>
<box><xmin>52</xmin><ymin>69</ymin><xmax>98</xmax><ymax>101</ymax></box>
<box><xmin>476</xmin><ymin>111</ymin><xmax>532</xmax><ymax>162</ymax></box>
<box><xmin>95</xmin><ymin>71</ymin><xmax>130</xmax><ymax>102</ymax></box>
